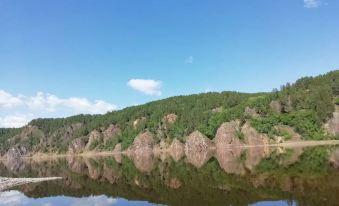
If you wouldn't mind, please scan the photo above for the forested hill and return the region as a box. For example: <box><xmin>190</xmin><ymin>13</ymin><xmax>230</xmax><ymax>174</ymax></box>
<box><xmin>1</xmin><ymin>70</ymin><xmax>339</xmax><ymax>156</ymax></box>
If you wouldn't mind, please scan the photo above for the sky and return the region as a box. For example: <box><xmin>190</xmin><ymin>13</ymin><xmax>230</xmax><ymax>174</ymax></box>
<box><xmin>0</xmin><ymin>0</ymin><xmax>339</xmax><ymax>127</ymax></box>
<box><xmin>0</xmin><ymin>190</ymin><xmax>154</xmax><ymax>206</ymax></box>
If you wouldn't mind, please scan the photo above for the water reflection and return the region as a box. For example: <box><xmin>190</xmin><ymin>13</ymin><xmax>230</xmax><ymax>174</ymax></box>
<box><xmin>0</xmin><ymin>146</ymin><xmax>339</xmax><ymax>206</ymax></box>
<box><xmin>0</xmin><ymin>190</ymin><xmax>157</xmax><ymax>206</ymax></box>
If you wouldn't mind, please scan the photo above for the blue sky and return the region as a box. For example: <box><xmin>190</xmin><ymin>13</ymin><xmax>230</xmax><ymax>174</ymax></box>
<box><xmin>0</xmin><ymin>0</ymin><xmax>339</xmax><ymax>127</ymax></box>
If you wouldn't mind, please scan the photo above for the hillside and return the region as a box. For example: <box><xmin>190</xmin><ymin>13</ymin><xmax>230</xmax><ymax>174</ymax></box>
<box><xmin>1</xmin><ymin>70</ymin><xmax>339</xmax><ymax>158</ymax></box>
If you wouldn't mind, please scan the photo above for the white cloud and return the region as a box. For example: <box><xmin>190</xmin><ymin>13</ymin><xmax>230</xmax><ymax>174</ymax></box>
<box><xmin>70</xmin><ymin>195</ymin><xmax>117</xmax><ymax>206</ymax></box>
<box><xmin>0</xmin><ymin>90</ymin><xmax>118</xmax><ymax>128</ymax></box>
<box><xmin>184</xmin><ymin>56</ymin><xmax>194</xmax><ymax>64</ymax></box>
<box><xmin>127</xmin><ymin>79</ymin><xmax>162</xmax><ymax>96</ymax></box>
<box><xmin>0</xmin><ymin>190</ymin><xmax>117</xmax><ymax>206</ymax></box>
<box><xmin>304</xmin><ymin>0</ymin><xmax>321</xmax><ymax>8</ymax></box>
<box><xmin>0</xmin><ymin>190</ymin><xmax>26</xmax><ymax>205</ymax></box>
<box><xmin>0</xmin><ymin>114</ymin><xmax>32</xmax><ymax>128</ymax></box>
<box><xmin>0</xmin><ymin>90</ymin><xmax>23</xmax><ymax>108</ymax></box>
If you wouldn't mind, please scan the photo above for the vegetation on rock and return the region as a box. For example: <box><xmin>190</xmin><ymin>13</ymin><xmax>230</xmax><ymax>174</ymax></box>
<box><xmin>1</xmin><ymin>71</ymin><xmax>339</xmax><ymax>156</ymax></box>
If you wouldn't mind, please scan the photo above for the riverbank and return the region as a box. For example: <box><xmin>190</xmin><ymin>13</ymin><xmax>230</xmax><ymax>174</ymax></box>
<box><xmin>8</xmin><ymin>139</ymin><xmax>335</xmax><ymax>161</ymax></box>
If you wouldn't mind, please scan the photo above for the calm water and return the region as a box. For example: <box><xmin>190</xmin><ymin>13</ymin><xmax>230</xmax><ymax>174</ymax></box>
<box><xmin>0</xmin><ymin>145</ymin><xmax>339</xmax><ymax>206</ymax></box>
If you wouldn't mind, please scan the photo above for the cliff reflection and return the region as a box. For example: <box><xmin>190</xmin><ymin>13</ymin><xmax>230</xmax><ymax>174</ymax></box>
<box><xmin>0</xmin><ymin>146</ymin><xmax>339</xmax><ymax>206</ymax></box>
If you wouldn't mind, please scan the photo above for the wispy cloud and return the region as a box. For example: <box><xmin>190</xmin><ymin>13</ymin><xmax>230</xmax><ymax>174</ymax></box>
<box><xmin>304</xmin><ymin>0</ymin><xmax>321</xmax><ymax>8</ymax></box>
<box><xmin>127</xmin><ymin>79</ymin><xmax>162</xmax><ymax>96</ymax></box>
<box><xmin>184</xmin><ymin>56</ymin><xmax>194</xmax><ymax>64</ymax></box>
<box><xmin>0</xmin><ymin>90</ymin><xmax>117</xmax><ymax>128</ymax></box>
<box><xmin>0</xmin><ymin>90</ymin><xmax>23</xmax><ymax>108</ymax></box>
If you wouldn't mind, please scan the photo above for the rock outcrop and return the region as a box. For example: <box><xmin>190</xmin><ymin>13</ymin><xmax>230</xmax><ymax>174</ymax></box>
<box><xmin>244</xmin><ymin>107</ymin><xmax>259</xmax><ymax>118</ymax></box>
<box><xmin>67</xmin><ymin>157</ymin><xmax>87</xmax><ymax>173</ymax></box>
<box><xmin>279</xmin><ymin>147</ymin><xmax>303</xmax><ymax>166</ymax></box>
<box><xmin>133</xmin><ymin>117</ymin><xmax>147</xmax><ymax>129</ymax></box>
<box><xmin>162</xmin><ymin>113</ymin><xmax>178</xmax><ymax>125</ymax></box>
<box><xmin>185</xmin><ymin>131</ymin><xmax>214</xmax><ymax>168</ymax></box>
<box><xmin>5</xmin><ymin>146</ymin><xmax>28</xmax><ymax>160</ymax></box>
<box><xmin>126</xmin><ymin>131</ymin><xmax>155</xmax><ymax>173</ymax></box>
<box><xmin>214</xmin><ymin>121</ymin><xmax>243</xmax><ymax>149</ymax></box>
<box><xmin>68</xmin><ymin>138</ymin><xmax>86</xmax><ymax>154</ymax></box>
<box><xmin>113</xmin><ymin>143</ymin><xmax>122</xmax><ymax>163</ymax></box>
<box><xmin>85</xmin><ymin>130</ymin><xmax>101</xmax><ymax>150</ymax></box>
<box><xmin>85</xmin><ymin>159</ymin><xmax>101</xmax><ymax>179</ymax></box>
<box><xmin>242</xmin><ymin>123</ymin><xmax>269</xmax><ymax>146</ymax></box>
<box><xmin>130</xmin><ymin>131</ymin><xmax>155</xmax><ymax>152</ymax></box>
<box><xmin>270</xmin><ymin>100</ymin><xmax>282</xmax><ymax>113</ymax></box>
<box><xmin>169</xmin><ymin>139</ymin><xmax>185</xmax><ymax>162</ymax></box>
<box><xmin>166</xmin><ymin>178</ymin><xmax>182</xmax><ymax>189</ymax></box>
<box><xmin>274</xmin><ymin>125</ymin><xmax>302</xmax><ymax>141</ymax></box>
<box><xmin>242</xmin><ymin>123</ymin><xmax>270</xmax><ymax>170</ymax></box>
<box><xmin>102</xmin><ymin>124</ymin><xmax>120</xmax><ymax>144</ymax></box>
<box><xmin>214</xmin><ymin>147</ymin><xmax>245</xmax><ymax>175</ymax></box>
<box><xmin>330</xmin><ymin>149</ymin><xmax>339</xmax><ymax>169</ymax></box>
<box><xmin>113</xmin><ymin>143</ymin><xmax>122</xmax><ymax>153</ymax></box>
<box><xmin>153</xmin><ymin>139</ymin><xmax>171</xmax><ymax>161</ymax></box>
<box><xmin>325</xmin><ymin>106</ymin><xmax>339</xmax><ymax>136</ymax></box>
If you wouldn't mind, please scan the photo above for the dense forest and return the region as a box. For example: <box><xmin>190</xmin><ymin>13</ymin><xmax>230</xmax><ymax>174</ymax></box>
<box><xmin>0</xmin><ymin>70</ymin><xmax>339</xmax><ymax>155</ymax></box>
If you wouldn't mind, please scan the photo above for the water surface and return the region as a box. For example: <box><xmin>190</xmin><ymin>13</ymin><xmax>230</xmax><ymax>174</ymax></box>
<box><xmin>0</xmin><ymin>145</ymin><xmax>339</xmax><ymax>206</ymax></box>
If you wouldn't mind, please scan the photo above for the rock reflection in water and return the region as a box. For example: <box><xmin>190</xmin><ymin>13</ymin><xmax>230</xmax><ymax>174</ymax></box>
<box><xmin>330</xmin><ymin>148</ymin><xmax>339</xmax><ymax>168</ymax></box>
<box><xmin>1</xmin><ymin>146</ymin><xmax>339</xmax><ymax>206</ymax></box>
<box><xmin>215</xmin><ymin>147</ymin><xmax>245</xmax><ymax>175</ymax></box>
<box><xmin>245</xmin><ymin>146</ymin><xmax>270</xmax><ymax>171</ymax></box>
<box><xmin>133</xmin><ymin>152</ymin><xmax>155</xmax><ymax>173</ymax></box>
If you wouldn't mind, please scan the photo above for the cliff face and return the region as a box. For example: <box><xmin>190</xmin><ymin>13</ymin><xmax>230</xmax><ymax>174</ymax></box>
<box><xmin>2</xmin><ymin>69</ymin><xmax>338</xmax><ymax>158</ymax></box>
<box><xmin>2</xmin><ymin>117</ymin><xmax>300</xmax><ymax>160</ymax></box>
